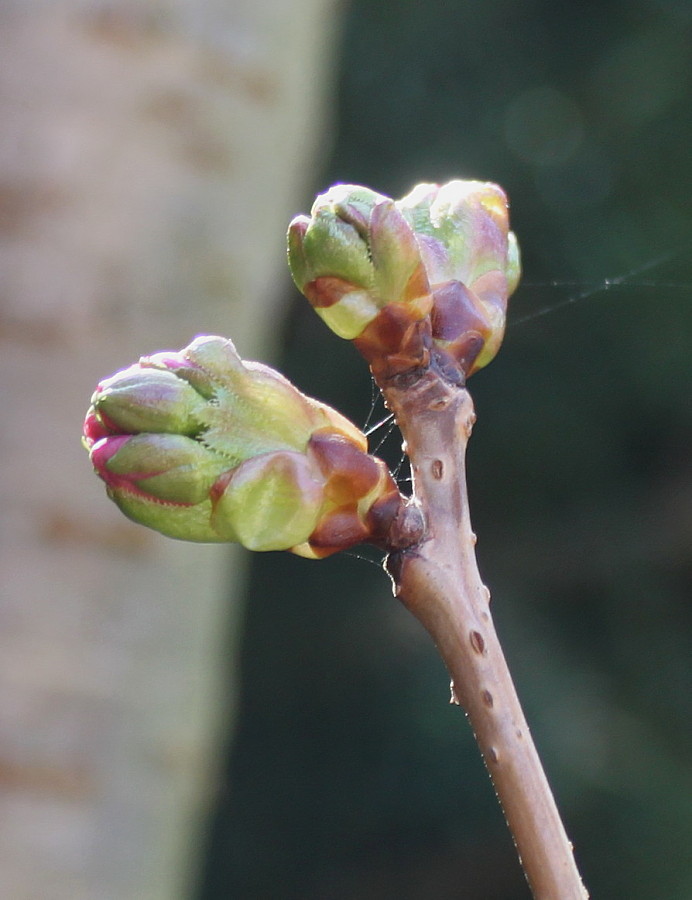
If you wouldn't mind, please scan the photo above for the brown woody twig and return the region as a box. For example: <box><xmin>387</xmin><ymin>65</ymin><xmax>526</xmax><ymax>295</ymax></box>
<box><xmin>384</xmin><ymin>365</ymin><xmax>589</xmax><ymax>900</ymax></box>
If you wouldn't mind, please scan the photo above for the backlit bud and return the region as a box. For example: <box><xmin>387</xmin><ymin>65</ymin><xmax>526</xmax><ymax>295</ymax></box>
<box><xmin>89</xmin><ymin>366</ymin><xmax>207</xmax><ymax>437</ymax></box>
<box><xmin>290</xmin><ymin>179</ymin><xmax>521</xmax><ymax>379</ymax></box>
<box><xmin>397</xmin><ymin>179</ymin><xmax>521</xmax><ymax>374</ymax></box>
<box><xmin>84</xmin><ymin>335</ymin><xmax>406</xmax><ymax>555</ymax></box>
<box><xmin>91</xmin><ymin>433</ymin><xmax>224</xmax><ymax>506</ymax></box>
<box><xmin>288</xmin><ymin>184</ymin><xmax>432</xmax><ymax>353</ymax></box>
<box><xmin>88</xmin><ymin>433</ymin><xmax>226</xmax><ymax>542</ymax></box>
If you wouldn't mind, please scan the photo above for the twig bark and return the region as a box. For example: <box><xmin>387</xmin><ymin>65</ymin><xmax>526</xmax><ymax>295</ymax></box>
<box><xmin>383</xmin><ymin>367</ymin><xmax>589</xmax><ymax>900</ymax></box>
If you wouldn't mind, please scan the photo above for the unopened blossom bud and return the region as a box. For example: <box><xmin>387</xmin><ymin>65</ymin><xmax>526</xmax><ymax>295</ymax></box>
<box><xmin>91</xmin><ymin>433</ymin><xmax>224</xmax><ymax>506</ymax></box>
<box><xmin>289</xmin><ymin>179</ymin><xmax>520</xmax><ymax>380</ymax></box>
<box><xmin>288</xmin><ymin>184</ymin><xmax>433</xmax><ymax>377</ymax></box>
<box><xmin>87</xmin><ymin>365</ymin><xmax>208</xmax><ymax>437</ymax></box>
<box><xmin>84</xmin><ymin>335</ymin><xmax>405</xmax><ymax>556</ymax></box>
<box><xmin>397</xmin><ymin>179</ymin><xmax>520</xmax><ymax>375</ymax></box>
<box><xmin>89</xmin><ymin>432</ymin><xmax>229</xmax><ymax>542</ymax></box>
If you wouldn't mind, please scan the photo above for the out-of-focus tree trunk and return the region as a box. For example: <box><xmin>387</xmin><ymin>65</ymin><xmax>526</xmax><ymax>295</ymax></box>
<box><xmin>0</xmin><ymin>3</ymin><xmax>340</xmax><ymax>898</ymax></box>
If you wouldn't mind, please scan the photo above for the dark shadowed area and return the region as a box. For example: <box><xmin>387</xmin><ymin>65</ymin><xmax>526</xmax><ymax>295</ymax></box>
<box><xmin>199</xmin><ymin>1</ymin><xmax>691</xmax><ymax>897</ymax></box>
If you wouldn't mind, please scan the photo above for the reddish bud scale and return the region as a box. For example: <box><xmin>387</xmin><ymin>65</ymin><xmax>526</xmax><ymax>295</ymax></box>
<box><xmin>364</xmin><ymin>488</ymin><xmax>406</xmax><ymax>545</ymax></box>
<box><xmin>301</xmin><ymin>431</ymin><xmax>404</xmax><ymax>557</ymax></box>
<box><xmin>430</xmin><ymin>281</ymin><xmax>487</xmax><ymax>342</ymax></box>
<box><xmin>353</xmin><ymin>305</ymin><xmax>433</xmax><ymax>382</ymax></box>
<box><xmin>305</xmin><ymin>508</ymin><xmax>372</xmax><ymax>557</ymax></box>
<box><xmin>308</xmin><ymin>432</ymin><xmax>381</xmax><ymax>500</ymax></box>
<box><xmin>429</xmin><ymin>281</ymin><xmax>489</xmax><ymax>376</ymax></box>
<box><xmin>303</xmin><ymin>276</ymin><xmax>356</xmax><ymax>310</ymax></box>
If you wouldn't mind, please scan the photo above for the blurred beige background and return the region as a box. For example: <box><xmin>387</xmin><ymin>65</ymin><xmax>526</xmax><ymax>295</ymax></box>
<box><xmin>0</xmin><ymin>2</ymin><xmax>339</xmax><ymax>897</ymax></box>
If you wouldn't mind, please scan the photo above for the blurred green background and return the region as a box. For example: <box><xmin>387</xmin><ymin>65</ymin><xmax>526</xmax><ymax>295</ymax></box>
<box><xmin>199</xmin><ymin>0</ymin><xmax>691</xmax><ymax>897</ymax></box>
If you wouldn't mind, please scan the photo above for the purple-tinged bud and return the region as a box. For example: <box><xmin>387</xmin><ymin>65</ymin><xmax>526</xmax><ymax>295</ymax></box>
<box><xmin>397</xmin><ymin>179</ymin><xmax>521</xmax><ymax>375</ymax></box>
<box><xmin>92</xmin><ymin>433</ymin><xmax>225</xmax><ymax>506</ymax></box>
<box><xmin>89</xmin><ymin>366</ymin><xmax>208</xmax><ymax>438</ymax></box>
<box><xmin>290</xmin><ymin>179</ymin><xmax>521</xmax><ymax>380</ymax></box>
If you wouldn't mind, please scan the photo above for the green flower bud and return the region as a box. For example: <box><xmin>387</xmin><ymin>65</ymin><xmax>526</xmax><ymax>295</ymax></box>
<box><xmin>91</xmin><ymin>366</ymin><xmax>207</xmax><ymax>436</ymax></box>
<box><xmin>290</xmin><ymin>179</ymin><xmax>521</xmax><ymax>379</ymax></box>
<box><xmin>88</xmin><ymin>433</ymin><xmax>227</xmax><ymax>542</ymax></box>
<box><xmin>101</xmin><ymin>433</ymin><xmax>224</xmax><ymax>505</ymax></box>
<box><xmin>288</xmin><ymin>184</ymin><xmax>432</xmax><ymax>342</ymax></box>
<box><xmin>84</xmin><ymin>336</ymin><xmax>407</xmax><ymax>555</ymax></box>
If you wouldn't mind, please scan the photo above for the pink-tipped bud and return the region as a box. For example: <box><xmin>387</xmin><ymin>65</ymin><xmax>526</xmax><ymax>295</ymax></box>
<box><xmin>84</xmin><ymin>335</ymin><xmax>408</xmax><ymax>555</ymax></box>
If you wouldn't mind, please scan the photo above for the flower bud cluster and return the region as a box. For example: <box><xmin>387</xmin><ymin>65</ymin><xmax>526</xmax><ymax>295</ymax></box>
<box><xmin>288</xmin><ymin>179</ymin><xmax>520</xmax><ymax>380</ymax></box>
<box><xmin>83</xmin><ymin>336</ymin><xmax>403</xmax><ymax>557</ymax></box>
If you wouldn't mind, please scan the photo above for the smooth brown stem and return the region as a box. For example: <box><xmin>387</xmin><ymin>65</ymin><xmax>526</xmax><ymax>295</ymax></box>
<box><xmin>382</xmin><ymin>370</ymin><xmax>588</xmax><ymax>900</ymax></box>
